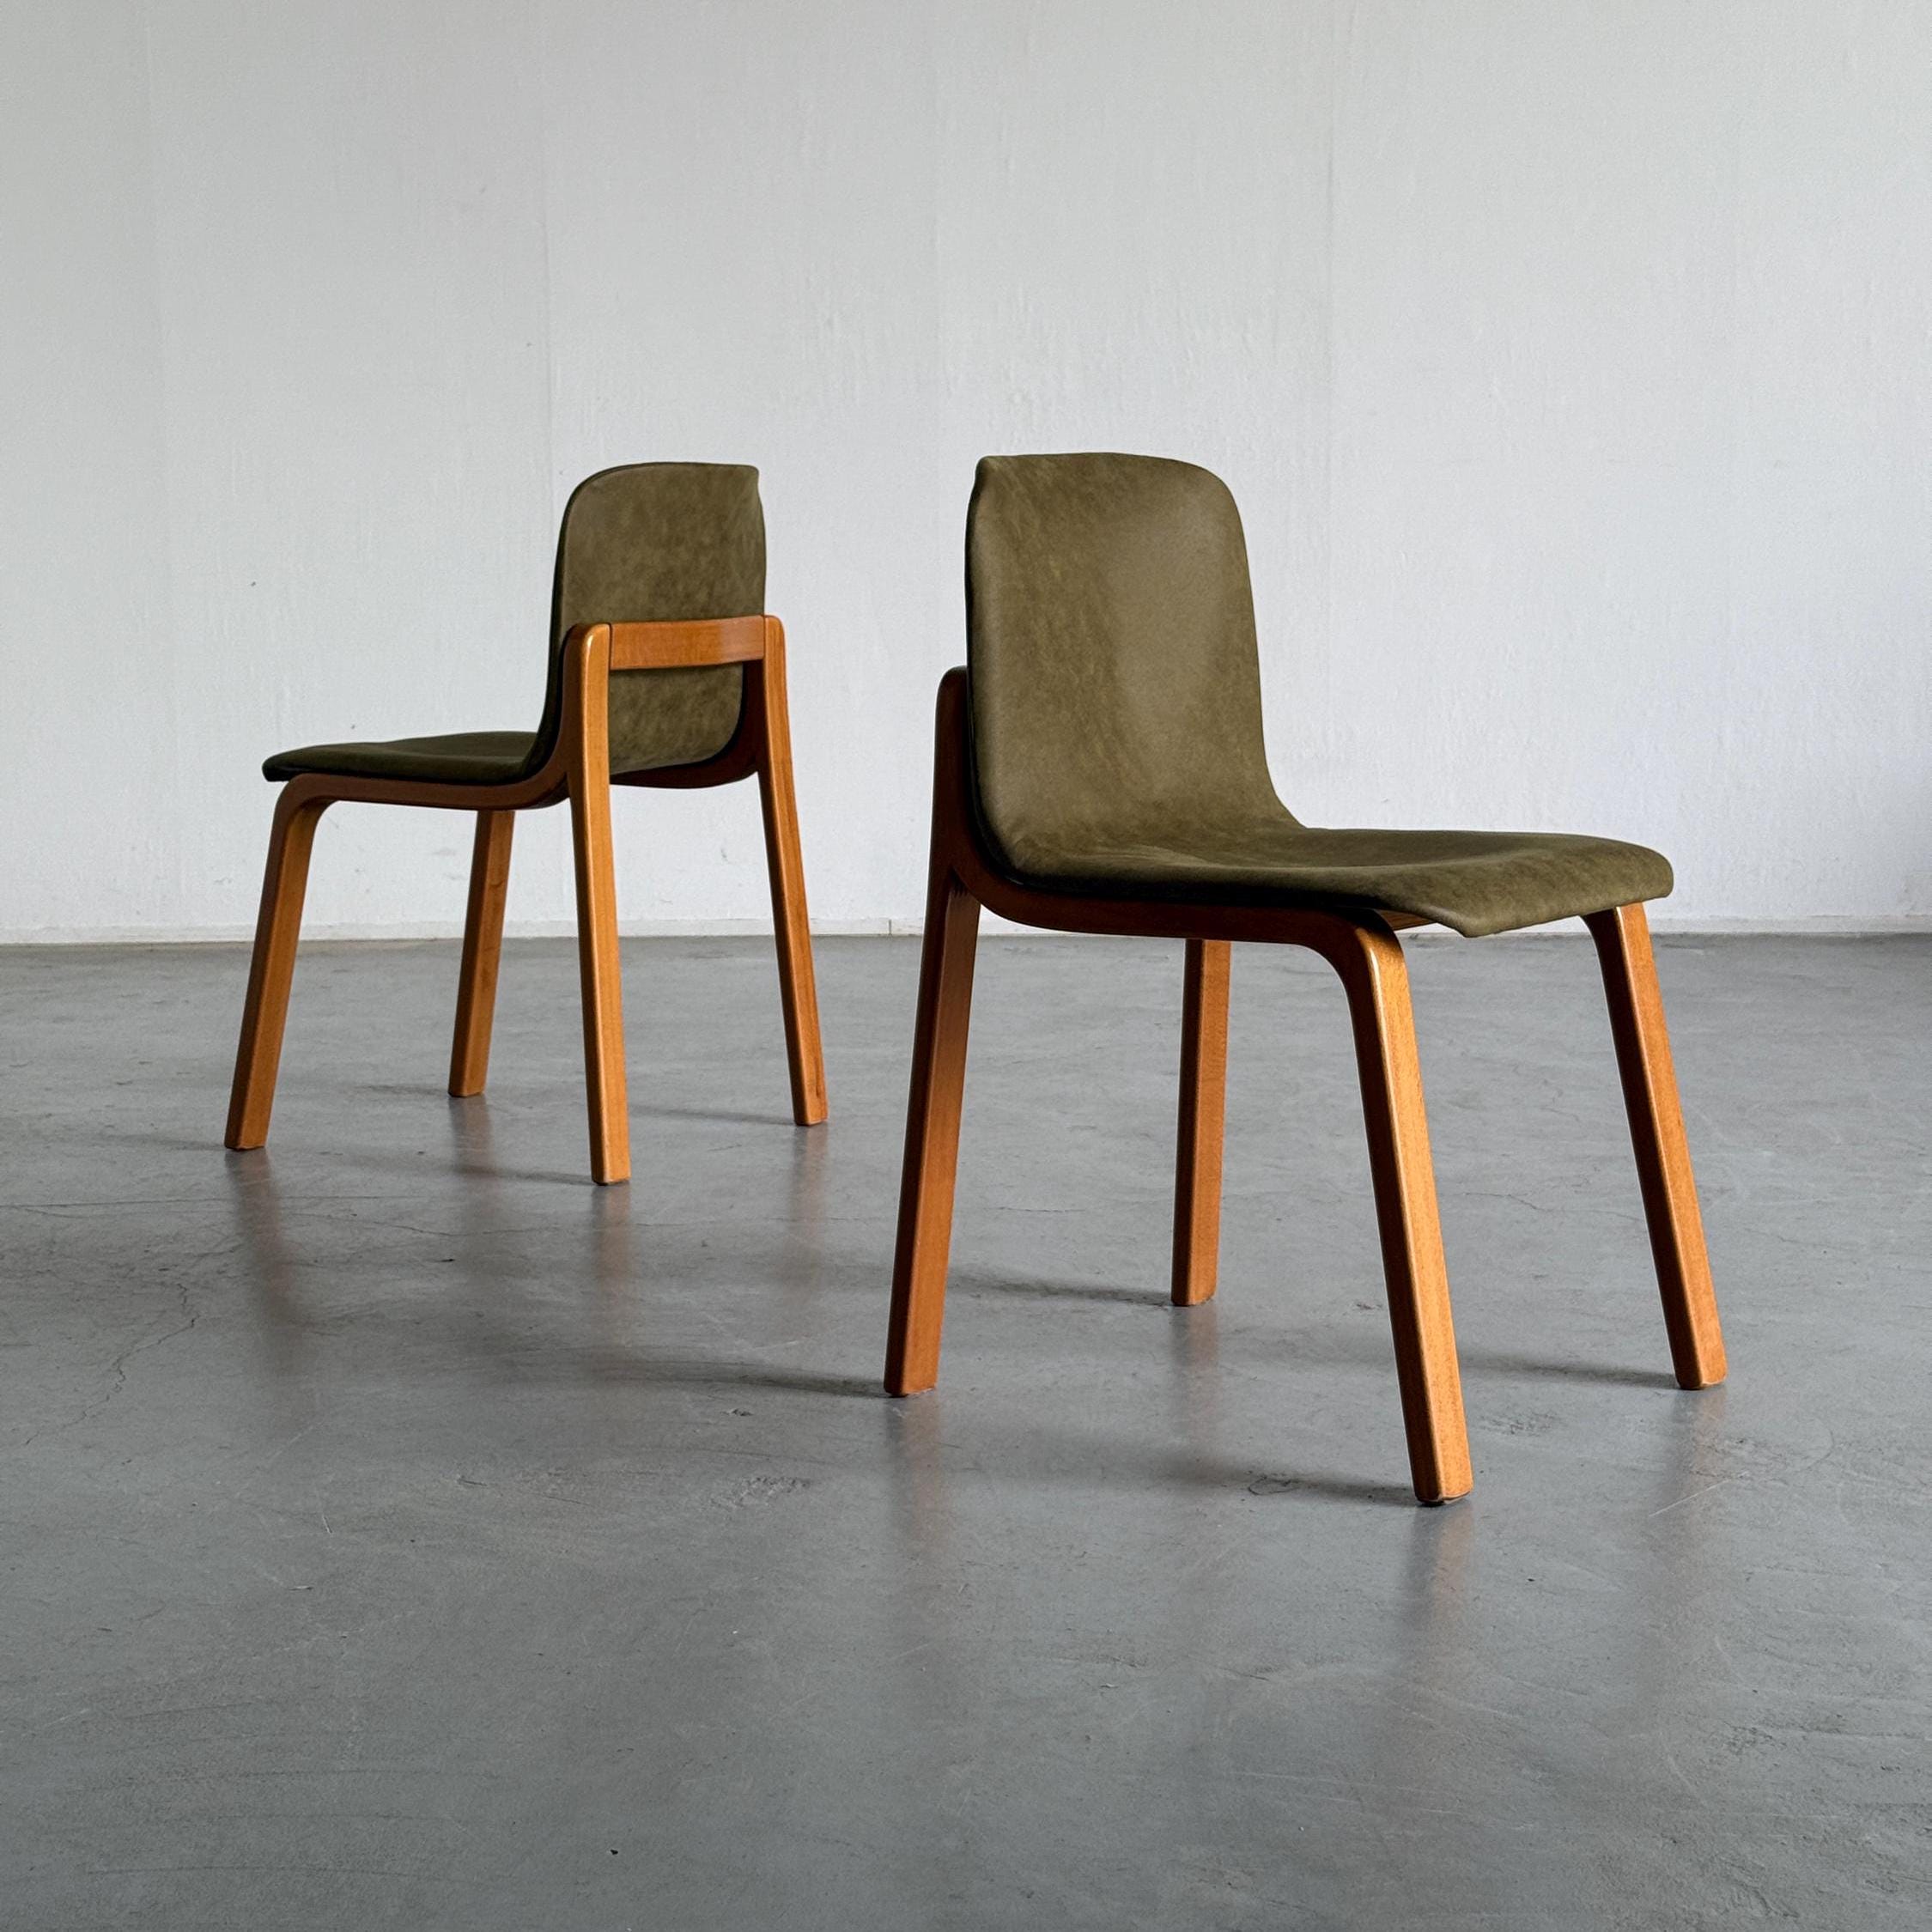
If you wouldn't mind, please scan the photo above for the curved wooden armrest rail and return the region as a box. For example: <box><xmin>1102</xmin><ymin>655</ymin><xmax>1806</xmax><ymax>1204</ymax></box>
<box><xmin>884</xmin><ymin>668</ymin><xmax>1723</xmax><ymax>1505</ymax></box>
<box><xmin>226</xmin><ymin>616</ymin><xmax>827</xmax><ymax>1188</ymax></box>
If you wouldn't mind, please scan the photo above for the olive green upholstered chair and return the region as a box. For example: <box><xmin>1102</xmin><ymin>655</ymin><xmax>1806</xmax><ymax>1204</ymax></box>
<box><xmin>226</xmin><ymin>463</ymin><xmax>826</xmax><ymax>1186</ymax></box>
<box><xmin>886</xmin><ymin>453</ymin><xmax>1724</xmax><ymax>1503</ymax></box>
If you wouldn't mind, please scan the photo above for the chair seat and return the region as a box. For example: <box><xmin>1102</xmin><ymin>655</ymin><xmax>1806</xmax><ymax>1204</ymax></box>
<box><xmin>262</xmin><ymin>731</ymin><xmax>539</xmax><ymax>786</ymax></box>
<box><xmin>995</xmin><ymin>814</ymin><xmax>1673</xmax><ymax>939</ymax></box>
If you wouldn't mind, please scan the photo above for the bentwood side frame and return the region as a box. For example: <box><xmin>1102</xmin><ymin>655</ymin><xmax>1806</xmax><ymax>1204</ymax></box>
<box><xmin>884</xmin><ymin>453</ymin><xmax>1725</xmax><ymax>1504</ymax></box>
<box><xmin>226</xmin><ymin>614</ymin><xmax>825</xmax><ymax>1184</ymax></box>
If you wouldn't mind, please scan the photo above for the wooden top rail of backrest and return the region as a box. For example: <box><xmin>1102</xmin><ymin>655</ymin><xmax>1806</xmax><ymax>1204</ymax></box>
<box><xmin>580</xmin><ymin>616</ymin><xmax>771</xmax><ymax>672</ymax></box>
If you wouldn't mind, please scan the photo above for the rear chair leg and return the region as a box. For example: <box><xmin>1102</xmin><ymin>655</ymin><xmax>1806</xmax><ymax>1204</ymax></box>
<box><xmin>1323</xmin><ymin>917</ymin><xmax>1473</xmax><ymax>1504</ymax></box>
<box><xmin>226</xmin><ymin>787</ymin><xmax>331</xmax><ymax>1151</ymax></box>
<box><xmin>1172</xmin><ymin>939</ymin><xmax>1230</xmax><ymax>1306</ymax></box>
<box><xmin>1585</xmin><ymin>902</ymin><xmax>1726</xmax><ymax>1388</ymax></box>
<box><xmin>884</xmin><ymin>867</ymin><xmax>981</xmax><ymax>1394</ymax></box>
<box><xmin>449</xmin><ymin>809</ymin><xmax>515</xmax><ymax>1097</ymax></box>
<box><xmin>569</xmin><ymin>773</ymin><xmax>630</xmax><ymax>1187</ymax></box>
<box><xmin>751</xmin><ymin>630</ymin><xmax>828</xmax><ymax>1126</ymax></box>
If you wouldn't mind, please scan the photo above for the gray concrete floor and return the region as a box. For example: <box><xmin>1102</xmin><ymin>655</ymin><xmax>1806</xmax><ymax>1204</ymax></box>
<box><xmin>1</xmin><ymin>933</ymin><xmax>1927</xmax><ymax>1929</ymax></box>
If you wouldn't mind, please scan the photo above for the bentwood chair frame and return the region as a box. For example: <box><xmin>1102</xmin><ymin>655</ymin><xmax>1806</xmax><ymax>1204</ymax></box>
<box><xmin>226</xmin><ymin>615</ymin><xmax>825</xmax><ymax>1185</ymax></box>
<box><xmin>886</xmin><ymin>464</ymin><xmax>1725</xmax><ymax>1506</ymax></box>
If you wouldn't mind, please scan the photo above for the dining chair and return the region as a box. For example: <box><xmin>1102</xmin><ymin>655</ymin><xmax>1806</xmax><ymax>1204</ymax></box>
<box><xmin>885</xmin><ymin>453</ymin><xmax>1724</xmax><ymax>1503</ymax></box>
<box><xmin>225</xmin><ymin>462</ymin><xmax>826</xmax><ymax>1185</ymax></box>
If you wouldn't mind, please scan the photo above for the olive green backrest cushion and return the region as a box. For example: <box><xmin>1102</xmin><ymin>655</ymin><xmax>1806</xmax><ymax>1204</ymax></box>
<box><xmin>533</xmin><ymin>462</ymin><xmax>764</xmax><ymax>777</ymax></box>
<box><xmin>966</xmin><ymin>453</ymin><xmax>1291</xmax><ymax>877</ymax></box>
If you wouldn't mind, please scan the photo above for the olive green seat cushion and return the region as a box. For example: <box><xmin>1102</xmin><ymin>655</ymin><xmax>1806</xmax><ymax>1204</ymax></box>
<box><xmin>263</xmin><ymin>463</ymin><xmax>763</xmax><ymax>787</ymax></box>
<box><xmin>263</xmin><ymin>730</ymin><xmax>538</xmax><ymax>786</ymax></box>
<box><xmin>966</xmin><ymin>453</ymin><xmax>1672</xmax><ymax>940</ymax></box>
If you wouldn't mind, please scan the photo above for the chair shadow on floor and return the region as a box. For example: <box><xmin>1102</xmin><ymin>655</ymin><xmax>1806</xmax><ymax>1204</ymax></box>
<box><xmin>364</xmin><ymin>1081</ymin><xmax>799</xmax><ymax>1133</ymax></box>
<box><xmin>192</xmin><ymin>1079</ymin><xmax>808</xmax><ymax>1188</ymax></box>
<box><xmin>95</xmin><ymin>1113</ymin><xmax>588</xmax><ymax>1188</ymax></box>
<box><xmin>882</xmin><ymin>1404</ymin><xmax>1416</xmax><ymax>1510</ymax></box>
<box><xmin>219</xmin><ymin>1159</ymin><xmax>1662</xmax><ymax>1499</ymax></box>
<box><xmin>946</xmin><ymin>1261</ymin><xmax>1678</xmax><ymax>1388</ymax></box>
<box><xmin>520</xmin><ymin>1347</ymin><xmax>880</xmax><ymax>1400</ymax></box>
<box><xmin>222</xmin><ymin>1163</ymin><xmax>1413</xmax><ymax>1498</ymax></box>
<box><xmin>222</xmin><ymin>1148</ymin><xmax>875</xmax><ymax>1400</ymax></box>
<box><xmin>946</xmin><ymin>1262</ymin><xmax>1170</xmax><ymax>1309</ymax></box>
<box><xmin>987</xmin><ymin>1436</ymin><xmax>1416</xmax><ymax>1509</ymax></box>
<box><xmin>1458</xmin><ymin>1349</ymin><xmax>1675</xmax><ymax>1392</ymax></box>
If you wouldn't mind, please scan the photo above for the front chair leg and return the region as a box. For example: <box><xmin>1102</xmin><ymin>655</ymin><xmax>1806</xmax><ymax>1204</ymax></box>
<box><xmin>884</xmin><ymin>867</ymin><xmax>982</xmax><ymax>1394</ymax></box>
<box><xmin>1321</xmin><ymin>916</ymin><xmax>1473</xmax><ymax>1504</ymax></box>
<box><xmin>751</xmin><ymin>626</ymin><xmax>828</xmax><ymax>1126</ymax></box>
<box><xmin>1585</xmin><ymin>903</ymin><xmax>1726</xmax><ymax>1388</ymax></box>
<box><xmin>1172</xmin><ymin>939</ymin><xmax>1231</xmax><ymax>1306</ymax></box>
<box><xmin>449</xmin><ymin>808</ymin><xmax>516</xmax><ymax>1097</ymax></box>
<box><xmin>226</xmin><ymin>786</ymin><xmax>332</xmax><ymax>1151</ymax></box>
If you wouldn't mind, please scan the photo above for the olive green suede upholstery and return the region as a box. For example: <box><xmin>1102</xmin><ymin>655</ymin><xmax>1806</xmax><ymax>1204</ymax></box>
<box><xmin>965</xmin><ymin>453</ymin><xmax>1673</xmax><ymax>939</ymax></box>
<box><xmin>263</xmin><ymin>463</ymin><xmax>762</xmax><ymax>786</ymax></box>
<box><xmin>262</xmin><ymin>731</ymin><xmax>537</xmax><ymax>786</ymax></box>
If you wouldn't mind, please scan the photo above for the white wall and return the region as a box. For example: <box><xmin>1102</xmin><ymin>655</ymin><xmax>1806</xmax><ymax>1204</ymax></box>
<box><xmin>3</xmin><ymin>0</ymin><xmax>1928</xmax><ymax>940</ymax></box>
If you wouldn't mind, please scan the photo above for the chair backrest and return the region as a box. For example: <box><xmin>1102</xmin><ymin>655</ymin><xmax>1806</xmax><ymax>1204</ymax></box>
<box><xmin>965</xmin><ymin>453</ymin><xmax>1289</xmax><ymax>878</ymax></box>
<box><xmin>533</xmin><ymin>462</ymin><xmax>766</xmax><ymax>776</ymax></box>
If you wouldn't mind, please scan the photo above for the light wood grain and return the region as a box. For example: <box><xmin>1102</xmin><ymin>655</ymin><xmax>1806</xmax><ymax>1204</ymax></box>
<box><xmin>884</xmin><ymin>846</ymin><xmax>982</xmax><ymax>1397</ymax></box>
<box><xmin>225</xmin><ymin>789</ymin><xmax>331</xmax><ymax>1150</ymax></box>
<box><xmin>448</xmin><ymin>809</ymin><xmax>515</xmax><ymax>1097</ymax></box>
<box><xmin>563</xmin><ymin>624</ymin><xmax>630</xmax><ymax>1185</ymax></box>
<box><xmin>751</xmin><ymin>618</ymin><xmax>828</xmax><ymax>1126</ymax></box>
<box><xmin>1325</xmin><ymin>919</ymin><xmax>1473</xmax><ymax>1503</ymax></box>
<box><xmin>1171</xmin><ymin>938</ymin><xmax>1230</xmax><ymax>1308</ymax></box>
<box><xmin>1586</xmin><ymin>902</ymin><xmax>1727</xmax><ymax>1388</ymax></box>
<box><xmin>606</xmin><ymin>615</ymin><xmax>768</xmax><ymax>671</ymax></box>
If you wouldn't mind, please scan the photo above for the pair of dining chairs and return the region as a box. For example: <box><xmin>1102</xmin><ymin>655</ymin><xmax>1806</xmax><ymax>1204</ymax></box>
<box><xmin>225</xmin><ymin>457</ymin><xmax>1726</xmax><ymax>1503</ymax></box>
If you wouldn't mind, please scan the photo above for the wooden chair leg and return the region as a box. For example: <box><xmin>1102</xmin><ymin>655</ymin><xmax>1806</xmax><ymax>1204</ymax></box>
<box><xmin>1322</xmin><ymin>918</ymin><xmax>1473</xmax><ymax>1504</ymax></box>
<box><xmin>751</xmin><ymin>632</ymin><xmax>828</xmax><ymax>1126</ymax></box>
<box><xmin>568</xmin><ymin>776</ymin><xmax>629</xmax><ymax>1187</ymax></box>
<box><xmin>884</xmin><ymin>866</ymin><xmax>981</xmax><ymax>1395</ymax></box>
<box><xmin>1172</xmin><ymin>939</ymin><xmax>1230</xmax><ymax>1306</ymax></box>
<box><xmin>561</xmin><ymin>623</ymin><xmax>629</xmax><ymax>1186</ymax></box>
<box><xmin>448</xmin><ymin>809</ymin><xmax>515</xmax><ymax>1097</ymax></box>
<box><xmin>1585</xmin><ymin>902</ymin><xmax>1726</xmax><ymax>1388</ymax></box>
<box><xmin>226</xmin><ymin>787</ymin><xmax>331</xmax><ymax>1151</ymax></box>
